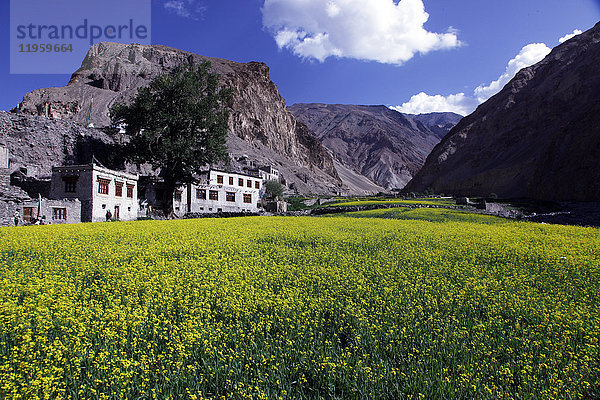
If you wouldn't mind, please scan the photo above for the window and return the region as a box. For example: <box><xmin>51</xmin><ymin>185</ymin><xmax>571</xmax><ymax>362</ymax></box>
<box><xmin>238</xmin><ymin>178</ymin><xmax>244</xmax><ymax>186</ymax></box>
<box><xmin>126</xmin><ymin>184</ymin><xmax>135</xmax><ymax>198</ymax></box>
<box><xmin>255</xmin><ymin>181</ymin><xmax>260</xmax><ymax>189</ymax></box>
<box><xmin>229</xmin><ymin>176</ymin><xmax>234</xmax><ymax>185</ymax></box>
<box><xmin>115</xmin><ymin>181</ymin><xmax>124</xmax><ymax>197</ymax></box>
<box><xmin>209</xmin><ymin>190</ymin><xmax>219</xmax><ymax>200</ymax></box>
<box><xmin>63</xmin><ymin>177</ymin><xmax>78</xmax><ymax>193</ymax></box>
<box><xmin>217</xmin><ymin>175</ymin><xmax>224</xmax><ymax>185</ymax></box>
<box><xmin>196</xmin><ymin>189</ymin><xmax>206</xmax><ymax>199</ymax></box>
<box><xmin>247</xmin><ymin>180</ymin><xmax>252</xmax><ymax>188</ymax></box>
<box><xmin>243</xmin><ymin>193</ymin><xmax>252</xmax><ymax>204</ymax></box>
<box><xmin>226</xmin><ymin>192</ymin><xmax>236</xmax><ymax>202</ymax></box>
<box><xmin>97</xmin><ymin>178</ymin><xmax>110</xmax><ymax>194</ymax></box>
<box><xmin>52</xmin><ymin>208</ymin><xmax>67</xmax><ymax>220</ymax></box>
<box><xmin>174</xmin><ymin>191</ymin><xmax>182</xmax><ymax>202</ymax></box>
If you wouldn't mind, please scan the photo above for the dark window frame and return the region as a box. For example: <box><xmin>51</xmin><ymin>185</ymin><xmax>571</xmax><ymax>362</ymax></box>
<box><xmin>126</xmin><ymin>184</ymin><xmax>135</xmax><ymax>198</ymax></box>
<box><xmin>97</xmin><ymin>178</ymin><xmax>110</xmax><ymax>195</ymax></box>
<box><xmin>52</xmin><ymin>207</ymin><xmax>67</xmax><ymax>220</ymax></box>
<box><xmin>115</xmin><ymin>181</ymin><xmax>124</xmax><ymax>197</ymax></box>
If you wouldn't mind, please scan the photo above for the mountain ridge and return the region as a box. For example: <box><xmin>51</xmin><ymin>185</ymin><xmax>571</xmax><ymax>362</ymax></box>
<box><xmin>289</xmin><ymin>103</ymin><xmax>461</xmax><ymax>189</ymax></box>
<box><xmin>404</xmin><ymin>21</ymin><xmax>600</xmax><ymax>201</ymax></box>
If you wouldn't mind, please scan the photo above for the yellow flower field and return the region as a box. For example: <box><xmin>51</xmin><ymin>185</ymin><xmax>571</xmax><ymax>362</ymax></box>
<box><xmin>0</xmin><ymin>215</ymin><xmax>599</xmax><ymax>399</ymax></box>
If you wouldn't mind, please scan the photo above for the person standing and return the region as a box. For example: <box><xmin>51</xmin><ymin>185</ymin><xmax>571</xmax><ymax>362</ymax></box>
<box><xmin>14</xmin><ymin>210</ymin><xmax>20</xmax><ymax>226</ymax></box>
<box><xmin>105</xmin><ymin>209</ymin><xmax>112</xmax><ymax>221</ymax></box>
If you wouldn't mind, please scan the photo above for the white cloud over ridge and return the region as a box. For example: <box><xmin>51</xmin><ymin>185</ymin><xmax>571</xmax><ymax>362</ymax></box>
<box><xmin>261</xmin><ymin>0</ymin><xmax>460</xmax><ymax>65</ymax></box>
<box><xmin>473</xmin><ymin>43</ymin><xmax>551</xmax><ymax>103</ymax></box>
<box><xmin>164</xmin><ymin>0</ymin><xmax>206</xmax><ymax>20</ymax></box>
<box><xmin>391</xmin><ymin>92</ymin><xmax>477</xmax><ymax>116</ymax></box>
<box><xmin>559</xmin><ymin>29</ymin><xmax>583</xmax><ymax>43</ymax></box>
<box><xmin>392</xmin><ymin>32</ymin><xmax>576</xmax><ymax>116</ymax></box>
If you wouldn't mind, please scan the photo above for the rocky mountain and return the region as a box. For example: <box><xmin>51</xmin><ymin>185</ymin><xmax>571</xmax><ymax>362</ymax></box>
<box><xmin>0</xmin><ymin>111</ymin><xmax>119</xmax><ymax>178</ymax></box>
<box><xmin>404</xmin><ymin>22</ymin><xmax>600</xmax><ymax>201</ymax></box>
<box><xmin>14</xmin><ymin>42</ymin><xmax>342</xmax><ymax>195</ymax></box>
<box><xmin>289</xmin><ymin>103</ymin><xmax>461</xmax><ymax>189</ymax></box>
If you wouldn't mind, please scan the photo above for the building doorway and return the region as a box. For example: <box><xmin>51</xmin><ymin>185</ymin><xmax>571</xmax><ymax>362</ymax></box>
<box><xmin>114</xmin><ymin>206</ymin><xmax>120</xmax><ymax>220</ymax></box>
<box><xmin>23</xmin><ymin>207</ymin><xmax>33</xmax><ymax>223</ymax></box>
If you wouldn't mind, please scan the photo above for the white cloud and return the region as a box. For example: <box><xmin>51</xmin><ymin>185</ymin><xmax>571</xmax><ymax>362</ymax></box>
<box><xmin>393</xmin><ymin>40</ymin><xmax>555</xmax><ymax>116</ymax></box>
<box><xmin>474</xmin><ymin>43</ymin><xmax>551</xmax><ymax>102</ymax></box>
<box><xmin>261</xmin><ymin>0</ymin><xmax>460</xmax><ymax>65</ymax></box>
<box><xmin>391</xmin><ymin>92</ymin><xmax>477</xmax><ymax>116</ymax></box>
<box><xmin>164</xmin><ymin>0</ymin><xmax>206</xmax><ymax>19</ymax></box>
<box><xmin>559</xmin><ymin>29</ymin><xmax>582</xmax><ymax>43</ymax></box>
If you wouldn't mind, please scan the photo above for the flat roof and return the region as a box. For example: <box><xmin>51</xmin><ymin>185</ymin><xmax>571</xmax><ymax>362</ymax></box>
<box><xmin>52</xmin><ymin>163</ymin><xmax>138</xmax><ymax>180</ymax></box>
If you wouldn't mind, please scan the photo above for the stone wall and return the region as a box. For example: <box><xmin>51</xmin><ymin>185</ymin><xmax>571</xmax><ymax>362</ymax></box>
<box><xmin>19</xmin><ymin>199</ymin><xmax>81</xmax><ymax>225</ymax></box>
<box><xmin>0</xmin><ymin>168</ymin><xmax>31</xmax><ymax>227</ymax></box>
<box><xmin>0</xmin><ymin>199</ymin><xmax>21</xmax><ymax>227</ymax></box>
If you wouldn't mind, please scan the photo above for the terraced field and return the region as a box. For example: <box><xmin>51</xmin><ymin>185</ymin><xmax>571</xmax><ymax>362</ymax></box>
<box><xmin>1</xmin><ymin>213</ymin><xmax>599</xmax><ymax>399</ymax></box>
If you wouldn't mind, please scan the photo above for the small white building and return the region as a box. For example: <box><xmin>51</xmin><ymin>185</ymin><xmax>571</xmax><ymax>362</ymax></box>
<box><xmin>50</xmin><ymin>163</ymin><xmax>139</xmax><ymax>222</ymax></box>
<box><xmin>173</xmin><ymin>169</ymin><xmax>263</xmax><ymax>216</ymax></box>
<box><xmin>259</xmin><ymin>166</ymin><xmax>280</xmax><ymax>182</ymax></box>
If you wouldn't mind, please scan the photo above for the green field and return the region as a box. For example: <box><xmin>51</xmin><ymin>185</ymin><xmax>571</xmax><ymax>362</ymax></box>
<box><xmin>330</xmin><ymin>198</ymin><xmax>456</xmax><ymax>207</ymax></box>
<box><xmin>1</xmin><ymin>213</ymin><xmax>599</xmax><ymax>399</ymax></box>
<box><xmin>344</xmin><ymin>207</ymin><xmax>507</xmax><ymax>224</ymax></box>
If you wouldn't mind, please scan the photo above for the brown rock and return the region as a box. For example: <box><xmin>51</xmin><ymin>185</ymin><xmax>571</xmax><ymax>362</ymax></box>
<box><xmin>14</xmin><ymin>42</ymin><xmax>341</xmax><ymax>195</ymax></box>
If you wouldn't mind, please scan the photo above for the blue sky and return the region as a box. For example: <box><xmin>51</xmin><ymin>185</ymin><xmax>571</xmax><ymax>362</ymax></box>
<box><xmin>1</xmin><ymin>0</ymin><xmax>599</xmax><ymax>115</ymax></box>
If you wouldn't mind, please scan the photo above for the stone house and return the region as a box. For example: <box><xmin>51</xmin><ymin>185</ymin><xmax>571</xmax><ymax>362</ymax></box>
<box><xmin>1</xmin><ymin>146</ymin><xmax>80</xmax><ymax>227</ymax></box>
<box><xmin>259</xmin><ymin>166</ymin><xmax>280</xmax><ymax>183</ymax></box>
<box><xmin>50</xmin><ymin>163</ymin><xmax>138</xmax><ymax>222</ymax></box>
<box><xmin>19</xmin><ymin>198</ymin><xmax>81</xmax><ymax>225</ymax></box>
<box><xmin>140</xmin><ymin>169</ymin><xmax>263</xmax><ymax>216</ymax></box>
<box><xmin>176</xmin><ymin>169</ymin><xmax>263</xmax><ymax>215</ymax></box>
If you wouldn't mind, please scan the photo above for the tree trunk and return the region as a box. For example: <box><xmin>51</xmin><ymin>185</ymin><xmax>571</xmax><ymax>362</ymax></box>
<box><xmin>163</xmin><ymin>183</ymin><xmax>177</xmax><ymax>219</ymax></box>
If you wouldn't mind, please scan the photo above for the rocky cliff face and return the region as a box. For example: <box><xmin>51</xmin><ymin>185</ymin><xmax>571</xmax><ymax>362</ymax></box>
<box><xmin>404</xmin><ymin>22</ymin><xmax>600</xmax><ymax>201</ymax></box>
<box><xmin>15</xmin><ymin>42</ymin><xmax>341</xmax><ymax>195</ymax></box>
<box><xmin>289</xmin><ymin>104</ymin><xmax>461</xmax><ymax>189</ymax></box>
<box><xmin>0</xmin><ymin>111</ymin><xmax>120</xmax><ymax>177</ymax></box>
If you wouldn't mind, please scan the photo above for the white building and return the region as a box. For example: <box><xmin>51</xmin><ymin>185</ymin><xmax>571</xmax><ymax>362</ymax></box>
<box><xmin>173</xmin><ymin>169</ymin><xmax>263</xmax><ymax>216</ymax></box>
<box><xmin>259</xmin><ymin>166</ymin><xmax>280</xmax><ymax>182</ymax></box>
<box><xmin>50</xmin><ymin>163</ymin><xmax>139</xmax><ymax>222</ymax></box>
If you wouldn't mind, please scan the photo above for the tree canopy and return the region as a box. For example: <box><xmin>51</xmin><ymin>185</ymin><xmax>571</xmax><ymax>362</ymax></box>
<box><xmin>110</xmin><ymin>61</ymin><xmax>232</xmax><ymax>214</ymax></box>
<box><xmin>263</xmin><ymin>180</ymin><xmax>285</xmax><ymax>200</ymax></box>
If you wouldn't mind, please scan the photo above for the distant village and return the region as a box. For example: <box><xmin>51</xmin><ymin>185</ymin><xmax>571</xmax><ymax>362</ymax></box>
<box><xmin>0</xmin><ymin>144</ymin><xmax>285</xmax><ymax>227</ymax></box>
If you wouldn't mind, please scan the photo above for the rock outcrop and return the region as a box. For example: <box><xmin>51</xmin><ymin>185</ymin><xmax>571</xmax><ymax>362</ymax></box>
<box><xmin>404</xmin><ymin>22</ymin><xmax>600</xmax><ymax>201</ymax></box>
<box><xmin>14</xmin><ymin>42</ymin><xmax>341</xmax><ymax>195</ymax></box>
<box><xmin>289</xmin><ymin>103</ymin><xmax>461</xmax><ymax>189</ymax></box>
<box><xmin>0</xmin><ymin>112</ymin><xmax>120</xmax><ymax>177</ymax></box>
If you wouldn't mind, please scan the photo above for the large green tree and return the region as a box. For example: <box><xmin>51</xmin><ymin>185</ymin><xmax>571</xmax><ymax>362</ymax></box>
<box><xmin>110</xmin><ymin>61</ymin><xmax>232</xmax><ymax>216</ymax></box>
